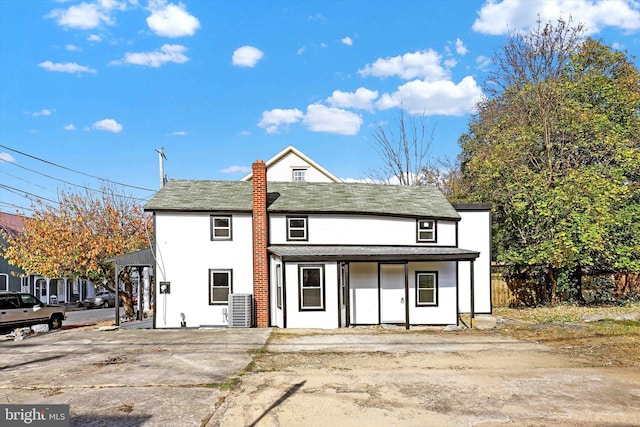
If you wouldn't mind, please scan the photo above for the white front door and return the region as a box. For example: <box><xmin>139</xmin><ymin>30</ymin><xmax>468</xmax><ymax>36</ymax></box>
<box><xmin>380</xmin><ymin>264</ymin><xmax>406</xmax><ymax>323</ymax></box>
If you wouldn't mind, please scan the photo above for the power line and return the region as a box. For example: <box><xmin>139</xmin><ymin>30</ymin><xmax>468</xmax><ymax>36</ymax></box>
<box><xmin>0</xmin><ymin>201</ymin><xmax>34</xmax><ymax>213</ymax></box>
<box><xmin>3</xmin><ymin>161</ymin><xmax>151</xmax><ymax>202</ymax></box>
<box><xmin>0</xmin><ymin>184</ymin><xmax>58</xmax><ymax>204</ymax></box>
<box><xmin>0</xmin><ymin>144</ymin><xmax>156</xmax><ymax>192</ymax></box>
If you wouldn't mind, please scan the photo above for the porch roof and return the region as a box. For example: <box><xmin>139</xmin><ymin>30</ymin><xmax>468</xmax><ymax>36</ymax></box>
<box><xmin>107</xmin><ymin>248</ymin><xmax>154</xmax><ymax>267</ymax></box>
<box><xmin>267</xmin><ymin>245</ymin><xmax>480</xmax><ymax>262</ymax></box>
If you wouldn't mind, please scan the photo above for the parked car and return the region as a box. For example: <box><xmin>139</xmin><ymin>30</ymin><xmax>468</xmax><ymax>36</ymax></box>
<box><xmin>0</xmin><ymin>292</ymin><xmax>66</xmax><ymax>331</ymax></box>
<box><xmin>80</xmin><ymin>291</ymin><xmax>116</xmax><ymax>309</ymax></box>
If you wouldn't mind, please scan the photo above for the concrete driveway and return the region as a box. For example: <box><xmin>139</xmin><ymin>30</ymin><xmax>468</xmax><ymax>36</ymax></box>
<box><xmin>213</xmin><ymin>328</ymin><xmax>640</xmax><ymax>427</ymax></box>
<box><xmin>1</xmin><ymin>326</ymin><xmax>639</xmax><ymax>426</ymax></box>
<box><xmin>0</xmin><ymin>327</ymin><xmax>270</xmax><ymax>427</ymax></box>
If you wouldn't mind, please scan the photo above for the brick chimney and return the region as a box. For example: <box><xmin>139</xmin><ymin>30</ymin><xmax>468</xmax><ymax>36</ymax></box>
<box><xmin>252</xmin><ymin>160</ymin><xmax>269</xmax><ymax>328</ymax></box>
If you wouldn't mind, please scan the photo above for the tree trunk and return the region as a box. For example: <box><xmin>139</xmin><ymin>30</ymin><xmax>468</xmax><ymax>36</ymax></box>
<box><xmin>548</xmin><ymin>267</ymin><xmax>557</xmax><ymax>306</ymax></box>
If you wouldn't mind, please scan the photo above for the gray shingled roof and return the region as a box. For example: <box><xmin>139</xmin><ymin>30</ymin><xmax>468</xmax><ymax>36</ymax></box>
<box><xmin>144</xmin><ymin>181</ymin><xmax>253</xmax><ymax>212</ymax></box>
<box><xmin>144</xmin><ymin>180</ymin><xmax>460</xmax><ymax>219</ymax></box>
<box><xmin>268</xmin><ymin>245</ymin><xmax>479</xmax><ymax>261</ymax></box>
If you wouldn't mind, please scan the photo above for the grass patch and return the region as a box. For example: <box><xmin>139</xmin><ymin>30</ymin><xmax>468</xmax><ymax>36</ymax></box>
<box><xmin>493</xmin><ymin>303</ymin><xmax>640</xmax><ymax>367</ymax></box>
<box><xmin>494</xmin><ymin>302</ymin><xmax>640</xmax><ymax>323</ymax></box>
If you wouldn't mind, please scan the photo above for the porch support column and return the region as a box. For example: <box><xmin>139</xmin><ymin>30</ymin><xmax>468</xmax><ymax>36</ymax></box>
<box><xmin>470</xmin><ymin>260</ymin><xmax>475</xmax><ymax>329</ymax></box>
<box><xmin>404</xmin><ymin>262</ymin><xmax>410</xmax><ymax>330</ymax></box>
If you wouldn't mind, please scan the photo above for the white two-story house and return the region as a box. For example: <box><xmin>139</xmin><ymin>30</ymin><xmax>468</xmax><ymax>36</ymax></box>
<box><xmin>144</xmin><ymin>147</ymin><xmax>491</xmax><ymax>329</ymax></box>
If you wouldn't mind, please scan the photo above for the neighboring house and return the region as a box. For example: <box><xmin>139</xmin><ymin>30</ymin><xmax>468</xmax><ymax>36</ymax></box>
<box><xmin>0</xmin><ymin>212</ymin><xmax>96</xmax><ymax>303</ymax></box>
<box><xmin>0</xmin><ymin>212</ymin><xmax>26</xmax><ymax>293</ymax></box>
<box><xmin>145</xmin><ymin>147</ymin><xmax>491</xmax><ymax>329</ymax></box>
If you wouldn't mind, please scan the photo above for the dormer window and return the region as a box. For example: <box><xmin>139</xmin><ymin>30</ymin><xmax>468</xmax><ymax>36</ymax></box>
<box><xmin>417</xmin><ymin>219</ymin><xmax>436</xmax><ymax>242</ymax></box>
<box><xmin>292</xmin><ymin>169</ymin><xmax>306</xmax><ymax>182</ymax></box>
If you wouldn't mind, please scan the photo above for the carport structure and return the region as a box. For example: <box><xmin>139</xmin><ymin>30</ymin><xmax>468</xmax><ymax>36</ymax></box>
<box><xmin>108</xmin><ymin>248</ymin><xmax>154</xmax><ymax>326</ymax></box>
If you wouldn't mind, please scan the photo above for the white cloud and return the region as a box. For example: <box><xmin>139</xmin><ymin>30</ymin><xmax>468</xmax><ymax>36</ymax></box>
<box><xmin>476</xmin><ymin>55</ymin><xmax>492</xmax><ymax>71</ymax></box>
<box><xmin>376</xmin><ymin>76</ymin><xmax>483</xmax><ymax>116</ymax></box>
<box><xmin>48</xmin><ymin>1</ymin><xmax>114</xmax><ymax>30</ymax></box>
<box><xmin>326</xmin><ymin>87</ymin><xmax>378</xmax><ymax>111</ymax></box>
<box><xmin>232</xmin><ymin>46</ymin><xmax>264</xmax><ymax>67</ymax></box>
<box><xmin>258</xmin><ymin>108</ymin><xmax>304</xmax><ymax>134</ymax></box>
<box><xmin>302</xmin><ymin>104</ymin><xmax>363</xmax><ymax>135</ymax></box>
<box><xmin>64</xmin><ymin>124</ymin><xmax>76</xmax><ymax>131</ymax></box>
<box><xmin>0</xmin><ymin>152</ymin><xmax>16</xmax><ymax>163</ymax></box>
<box><xmin>29</xmin><ymin>109</ymin><xmax>53</xmax><ymax>117</ymax></box>
<box><xmin>358</xmin><ymin>49</ymin><xmax>448</xmax><ymax>81</ymax></box>
<box><xmin>444</xmin><ymin>58</ymin><xmax>457</xmax><ymax>68</ymax></box>
<box><xmin>238</xmin><ymin>130</ymin><xmax>251</xmax><ymax>136</ymax></box>
<box><xmin>297</xmin><ymin>47</ymin><xmax>306</xmax><ymax>55</ymax></box>
<box><xmin>473</xmin><ymin>0</ymin><xmax>640</xmax><ymax>35</ymax></box>
<box><xmin>147</xmin><ymin>1</ymin><xmax>200</xmax><ymax>37</ymax></box>
<box><xmin>92</xmin><ymin>118</ymin><xmax>122</xmax><ymax>133</ymax></box>
<box><xmin>112</xmin><ymin>44</ymin><xmax>188</xmax><ymax>67</ymax></box>
<box><xmin>455</xmin><ymin>38</ymin><xmax>468</xmax><ymax>55</ymax></box>
<box><xmin>171</xmin><ymin>130</ymin><xmax>187</xmax><ymax>136</ymax></box>
<box><xmin>38</xmin><ymin>61</ymin><xmax>96</xmax><ymax>74</ymax></box>
<box><xmin>341</xmin><ymin>36</ymin><xmax>353</xmax><ymax>46</ymax></box>
<box><xmin>88</xmin><ymin>34</ymin><xmax>102</xmax><ymax>42</ymax></box>
<box><xmin>66</xmin><ymin>44</ymin><xmax>81</xmax><ymax>52</ymax></box>
<box><xmin>220</xmin><ymin>165</ymin><xmax>251</xmax><ymax>174</ymax></box>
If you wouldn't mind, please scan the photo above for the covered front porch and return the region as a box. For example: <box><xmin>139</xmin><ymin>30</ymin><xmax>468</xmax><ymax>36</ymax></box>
<box><xmin>268</xmin><ymin>245</ymin><xmax>480</xmax><ymax>329</ymax></box>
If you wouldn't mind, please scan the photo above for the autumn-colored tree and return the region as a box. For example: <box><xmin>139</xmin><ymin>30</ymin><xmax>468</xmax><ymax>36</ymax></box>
<box><xmin>1</xmin><ymin>187</ymin><xmax>152</xmax><ymax>317</ymax></box>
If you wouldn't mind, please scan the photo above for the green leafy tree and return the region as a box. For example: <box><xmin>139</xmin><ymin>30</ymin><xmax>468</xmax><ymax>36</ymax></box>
<box><xmin>459</xmin><ymin>19</ymin><xmax>640</xmax><ymax>304</ymax></box>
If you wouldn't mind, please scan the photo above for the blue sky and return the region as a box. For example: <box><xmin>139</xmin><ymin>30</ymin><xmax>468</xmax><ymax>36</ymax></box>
<box><xmin>1</xmin><ymin>0</ymin><xmax>639</xmax><ymax>214</ymax></box>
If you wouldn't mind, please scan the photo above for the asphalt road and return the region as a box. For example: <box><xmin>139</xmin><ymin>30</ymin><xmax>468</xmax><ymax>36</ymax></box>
<box><xmin>64</xmin><ymin>307</ymin><xmax>123</xmax><ymax>327</ymax></box>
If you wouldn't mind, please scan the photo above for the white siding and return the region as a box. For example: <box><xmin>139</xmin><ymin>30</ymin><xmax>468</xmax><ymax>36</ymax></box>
<box><xmin>349</xmin><ymin>263</ymin><xmax>379</xmax><ymax>324</ymax></box>
<box><xmin>153</xmin><ymin>212</ymin><xmax>254</xmax><ymax>328</ymax></box>
<box><xmin>284</xmin><ymin>262</ymin><xmax>339</xmax><ymax>329</ymax></box>
<box><xmin>348</xmin><ymin>261</ymin><xmax>458</xmax><ymax>326</ymax></box>
<box><xmin>270</xmin><ymin>214</ymin><xmax>457</xmax><ymax>246</ymax></box>
<box><xmin>266</xmin><ymin>152</ymin><xmax>335</xmax><ymax>182</ymax></box>
<box><xmin>457</xmin><ymin>210</ymin><xmax>492</xmax><ymax>313</ymax></box>
<box><xmin>408</xmin><ymin>262</ymin><xmax>458</xmax><ymax>325</ymax></box>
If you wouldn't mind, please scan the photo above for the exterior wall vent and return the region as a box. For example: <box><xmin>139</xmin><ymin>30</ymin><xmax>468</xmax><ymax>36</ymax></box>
<box><xmin>228</xmin><ymin>294</ymin><xmax>253</xmax><ymax>328</ymax></box>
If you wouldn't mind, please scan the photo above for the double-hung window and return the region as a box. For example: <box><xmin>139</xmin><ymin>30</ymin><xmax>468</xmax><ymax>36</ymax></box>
<box><xmin>416</xmin><ymin>272</ymin><xmax>438</xmax><ymax>306</ymax></box>
<box><xmin>417</xmin><ymin>219</ymin><xmax>436</xmax><ymax>242</ymax></box>
<box><xmin>209</xmin><ymin>269</ymin><xmax>232</xmax><ymax>305</ymax></box>
<box><xmin>292</xmin><ymin>169</ymin><xmax>306</xmax><ymax>182</ymax></box>
<box><xmin>276</xmin><ymin>264</ymin><xmax>283</xmax><ymax>310</ymax></box>
<box><xmin>287</xmin><ymin>216</ymin><xmax>308</xmax><ymax>241</ymax></box>
<box><xmin>211</xmin><ymin>216</ymin><xmax>232</xmax><ymax>240</ymax></box>
<box><xmin>299</xmin><ymin>265</ymin><xmax>324</xmax><ymax>310</ymax></box>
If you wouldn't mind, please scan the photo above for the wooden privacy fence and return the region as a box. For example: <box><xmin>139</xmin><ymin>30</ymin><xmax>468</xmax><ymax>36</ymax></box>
<box><xmin>491</xmin><ymin>266</ymin><xmax>512</xmax><ymax>307</ymax></box>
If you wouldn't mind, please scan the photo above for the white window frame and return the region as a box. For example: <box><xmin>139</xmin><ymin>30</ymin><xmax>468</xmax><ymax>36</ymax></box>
<box><xmin>0</xmin><ymin>273</ymin><xmax>8</xmax><ymax>292</ymax></box>
<box><xmin>276</xmin><ymin>264</ymin><xmax>283</xmax><ymax>310</ymax></box>
<box><xmin>287</xmin><ymin>216</ymin><xmax>308</xmax><ymax>241</ymax></box>
<box><xmin>417</xmin><ymin>219</ymin><xmax>436</xmax><ymax>242</ymax></box>
<box><xmin>299</xmin><ymin>265</ymin><xmax>325</xmax><ymax>311</ymax></box>
<box><xmin>416</xmin><ymin>272</ymin><xmax>438</xmax><ymax>306</ymax></box>
<box><xmin>211</xmin><ymin>216</ymin><xmax>232</xmax><ymax>240</ymax></box>
<box><xmin>292</xmin><ymin>169</ymin><xmax>306</xmax><ymax>182</ymax></box>
<box><xmin>209</xmin><ymin>269</ymin><xmax>232</xmax><ymax>305</ymax></box>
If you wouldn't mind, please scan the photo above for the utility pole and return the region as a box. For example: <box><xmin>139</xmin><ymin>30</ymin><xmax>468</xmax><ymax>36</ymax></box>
<box><xmin>156</xmin><ymin>147</ymin><xmax>167</xmax><ymax>188</ymax></box>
